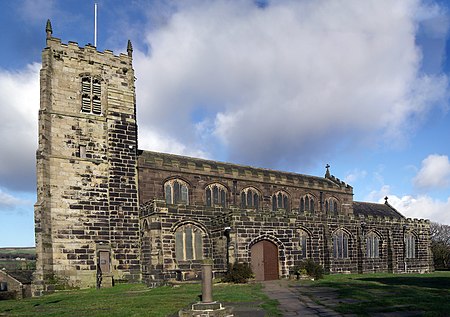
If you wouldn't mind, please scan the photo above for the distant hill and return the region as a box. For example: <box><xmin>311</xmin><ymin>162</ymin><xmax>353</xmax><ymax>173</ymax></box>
<box><xmin>0</xmin><ymin>247</ymin><xmax>35</xmax><ymax>257</ymax></box>
<box><xmin>0</xmin><ymin>247</ymin><xmax>36</xmax><ymax>271</ymax></box>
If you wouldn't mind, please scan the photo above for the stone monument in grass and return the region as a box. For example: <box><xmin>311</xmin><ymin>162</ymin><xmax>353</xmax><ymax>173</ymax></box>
<box><xmin>179</xmin><ymin>260</ymin><xmax>233</xmax><ymax>317</ymax></box>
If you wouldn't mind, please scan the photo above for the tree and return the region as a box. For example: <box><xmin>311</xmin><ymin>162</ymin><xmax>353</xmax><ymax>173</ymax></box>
<box><xmin>430</xmin><ymin>222</ymin><xmax>450</xmax><ymax>270</ymax></box>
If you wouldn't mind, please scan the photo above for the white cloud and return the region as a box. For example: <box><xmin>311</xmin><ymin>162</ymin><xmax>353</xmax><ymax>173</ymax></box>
<box><xmin>366</xmin><ymin>184</ymin><xmax>450</xmax><ymax>225</ymax></box>
<box><xmin>413</xmin><ymin>154</ymin><xmax>450</xmax><ymax>189</ymax></box>
<box><xmin>344</xmin><ymin>169</ymin><xmax>368</xmax><ymax>184</ymax></box>
<box><xmin>134</xmin><ymin>0</ymin><xmax>449</xmax><ymax>169</ymax></box>
<box><xmin>0</xmin><ymin>189</ymin><xmax>32</xmax><ymax>212</ymax></box>
<box><xmin>0</xmin><ymin>63</ymin><xmax>40</xmax><ymax>191</ymax></box>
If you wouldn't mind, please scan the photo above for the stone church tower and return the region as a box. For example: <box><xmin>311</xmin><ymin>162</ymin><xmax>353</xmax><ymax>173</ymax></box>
<box><xmin>33</xmin><ymin>21</ymin><xmax>140</xmax><ymax>294</ymax></box>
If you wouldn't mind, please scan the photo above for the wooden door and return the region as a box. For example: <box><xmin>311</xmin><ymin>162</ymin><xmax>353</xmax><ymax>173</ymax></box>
<box><xmin>251</xmin><ymin>240</ymin><xmax>278</xmax><ymax>281</ymax></box>
<box><xmin>99</xmin><ymin>251</ymin><xmax>110</xmax><ymax>274</ymax></box>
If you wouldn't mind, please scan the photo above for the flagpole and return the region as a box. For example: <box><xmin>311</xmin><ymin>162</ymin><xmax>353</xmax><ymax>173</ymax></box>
<box><xmin>94</xmin><ymin>3</ymin><xmax>98</xmax><ymax>47</ymax></box>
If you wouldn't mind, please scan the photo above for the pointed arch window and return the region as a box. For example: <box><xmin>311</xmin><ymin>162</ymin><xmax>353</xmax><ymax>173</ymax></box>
<box><xmin>325</xmin><ymin>197</ymin><xmax>339</xmax><ymax>215</ymax></box>
<box><xmin>366</xmin><ymin>232</ymin><xmax>380</xmax><ymax>258</ymax></box>
<box><xmin>272</xmin><ymin>191</ymin><xmax>289</xmax><ymax>211</ymax></box>
<box><xmin>81</xmin><ymin>76</ymin><xmax>102</xmax><ymax>115</ymax></box>
<box><xmin>405</xmin><ymin>233</ymin><xmax>416</xmax><ymax>259</ymax></box>
<box><xmin>333</xmin><ymin>229</ymin><xmax>349</xmax><ymax>259</ymax></box>
<box><xmin>300</xmin><ymin>195</ymin><xmax>315</xmax><ymax>213</ymax></box>
<box><xmin>299</xmin><ymin>229</ymin><xmax>310</xmax><ymax>259</ymax></box>
<box><xmin>241</xmin><ymin>187</ymin><xmax>260</xmax><ymax>209</ymax></box>
<box><xmin>164</xmin><ymin>179</ymin><xmax>189</xmax><ymax>205</ymax></box>
<box><xmin>175</xmin><ymin>224</ymin><xmax>203</xmax><ymax>261</ymax></box>
<box><xmin>205</xmin><ymin>183</ymin><xmax>227</xmax><ymax>207</ymax></box>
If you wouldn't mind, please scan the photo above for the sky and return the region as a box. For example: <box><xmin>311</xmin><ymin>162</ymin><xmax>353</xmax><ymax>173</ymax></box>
<box><xmin>0</xmin><ymin>0</ymin><xmax>450</xmax><ymax>247</ymax></box>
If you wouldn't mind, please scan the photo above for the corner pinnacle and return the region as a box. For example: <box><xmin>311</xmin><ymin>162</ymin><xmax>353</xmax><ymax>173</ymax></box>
<box><xmin>127</xmin><ymin>40</ymin><xmax>133</xmax><ymax>57</ymax></box>
<box><xmin>46</xmin><ymin>19</ymin><xmax>53</xmax><ymax>39</ymax></box>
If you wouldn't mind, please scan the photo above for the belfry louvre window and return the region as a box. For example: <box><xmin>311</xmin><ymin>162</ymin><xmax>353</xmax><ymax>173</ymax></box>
<box><xmin>205</xmin><ymin>183</ymin><xmax>227</xmax><ymax>207</ymax></box>
<box><xmin>366</xmin><ymin>232</ymin><xmax>380</xmax><ymax>258</ymax></box>
<box><xmin>81</xmin><ymin>76</ymin><xmax>102</xmax><ymax>115</ymax></box>
<box><xmin>333</xmin><ymin>229</ymin><xmax>349</xmax><ymax>259</ymax></box>
<box><xmin>175</xmin><ymin>224</ymin><xmax>203</xmax><ymax>261</ymax></box>
<box><xmin>241</xmin><ymin>187</ymin><xmax>260</xmax><ymax>209</ymax></box>
<box><xmin>405</xmin><ymin>233</ymin><xmax>416</xmax><ymax>259</ymax></box>
<box><xmin>165</xmin><ymin>179</ymin><xmax>189</xmax><ymax>205</ymax></box>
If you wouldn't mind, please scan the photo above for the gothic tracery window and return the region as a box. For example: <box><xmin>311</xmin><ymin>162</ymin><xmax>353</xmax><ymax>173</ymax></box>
<box><xmin>405</xmin><ymin>233</ymin><xmax>416</xmax><ymax>259</ymax></box>
<box><xmin>325</xmin><ymin>197</ymin><xmax>339</xmax><ymax>215</ymax></box>
<box><xmin>164</xmin><ymin>179</ymin><xmax>189</xmax><ymax>205</ymax></box>
<box><xmin>366</xmin><ymin>232</ymin><xmax>380</xmax><ymax>258</ymax></box>
<box><xmin>333</xmin><ymin>229</ymin><xmax>349</xmax><ymax>259</ymax></box>
<box><xmin>272</xmin><ymin>191</ymin><xmax>289</xmax><ymax>211</ymax></box>
<box><xmin>81</xmin><ymin>76</ymin><xmax>102</xmax><ymax>115</ymax></box>
<box><xmin>175</xmin><ymin>224</ymin><xmax>203</xmax><ymax>261</ymax></box>
<box><xmin>241</xmin><ymin>187</ymin><xmax>260</xmax><ymax>209</ymax></box>
<box><xmin>205</xmin><ymin>183</ymin><xmax>227</xmax><ymax>207</ymax></box>
<box><xmin>300</xmin><ymin>195</ymin><xmax>315</xmax><ymax>213</ymax></box>
<box><xmin>299</xmin><ymin>229</ymin><xmax>310</xmax><ymax>259</ymax></box>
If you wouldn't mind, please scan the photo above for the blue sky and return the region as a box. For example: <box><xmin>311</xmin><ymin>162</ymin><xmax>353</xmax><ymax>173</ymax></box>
<box><xmin>1</xmin><ymin>0</ymin><xmax>450</xmax><ymax>247</ymax></box>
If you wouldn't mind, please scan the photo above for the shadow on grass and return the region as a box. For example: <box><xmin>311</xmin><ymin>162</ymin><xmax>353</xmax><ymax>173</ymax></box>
<box><xmin>359</xmin><ymin>276</ymin><xmax>450</xmax><ymax>290</ymax></box>
<box><xmin>311</xmin><ymin>274</ymin><xmax>450</xmax><ymax>316</ymax></box>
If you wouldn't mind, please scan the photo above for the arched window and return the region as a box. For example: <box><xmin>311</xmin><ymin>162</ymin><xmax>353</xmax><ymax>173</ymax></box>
<box><xmin>405</xmin><ymin>233</ymin><xmax>416</xmax><ymax>259</ymax></box>
<box><xmin>300</xmin><ymin>195</ymin><xmax>315</xmax><ymax>213</ymax></box>
<box><xmin>175</xmin><ymin>224</ymin><xmax>203</xmax><ymax>261</ymax></box>
<box><xmin>164</xmin><ymin>179</ymin><xmax>189</xmax><ymax>205</ymax></box>
<box><xmin>333</xmin><ymin>229</ymin><xmax>349</xmax><ymax>259</ymax></box>
<box><xmin>241</xmin><ymin>187</ymin><xmax>260</xmax><ymax>209</ymax></box>
<box><xmin>81</xmin><ymin>76</ymin><xmax>102</xmax><ymax>115</ymax></box>
<box><xmin>325</xmin><ymin>197</ymin><xmax>339</xmax><ymax>215</ymax></box>
<box><xmin>205</xmin><ymin>183</ymin><xmax>227</xmax><ymax>207</ymax></box>
<box><xmin>366</xmin><ymin>232</ymin><xmax>380</xmax><ymax>258</ymax></box>
<box><xmin>299</xmin><ymin>229</ymin><xmax>310</xmax><ymax>259</ymax></box>
<box><xmin>272</xmin><ymin>191</ymin><xmax>289</xmax><ymax>211</ymax></box>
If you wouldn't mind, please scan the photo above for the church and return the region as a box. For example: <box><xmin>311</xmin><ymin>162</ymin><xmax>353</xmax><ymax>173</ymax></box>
<box><xmin>33</xmin><ymin>21</ymin><xmax>433</xmax><ymax>295</ymax></box>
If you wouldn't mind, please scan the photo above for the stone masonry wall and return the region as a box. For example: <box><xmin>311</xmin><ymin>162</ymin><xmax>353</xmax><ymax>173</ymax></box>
<box><xmin>34</xmin><ymin>34</ymin><xmax>140</xmax><ymax>294</ymax></box>
<box><xmin>138</xmin><ymin>151</ymin><xmax>432</xmax><ymax>282</ymax></box>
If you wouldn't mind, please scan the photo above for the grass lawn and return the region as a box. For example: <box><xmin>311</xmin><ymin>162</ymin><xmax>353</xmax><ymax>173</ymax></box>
<box><xmin>0</xmin><ymin>282</ymin><xmax>277</xmax><ymax>317</ymax></box>
<box><xmin>300</xmin><ymin>271</ymin><xmax>450</xmax><ymax>317</ymax></box>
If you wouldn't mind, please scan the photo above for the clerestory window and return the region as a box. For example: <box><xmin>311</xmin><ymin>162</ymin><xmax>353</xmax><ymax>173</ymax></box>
<box><xmin>81</xmin><ymin>76</ymin><xmax>102</xmax><ymax>115</ymax></box>
<box><xmin>205</xmin><ymin>183</ymin><xmax>227</xmax><ymax>207</ymax></box>
<box><xmin>164</xmin><ymin>179</ymin><xmax>189</xmax><ymax>205</ymax></box>
<box><xmin>272</xmin><ymin>191</ymin><xmax>289</xmax><ymax>211</ymax></box>
<box><xmin>300</xmin><ymin>195</ymin><xmax>315</xmax><ymax>213</ymax></box>
<box><xmin>241</xmin><ymin>187</ymin><xmax>260</xmax><ymax>209</ymax></box>
<box><xmin>325</xmin><ymin>197</ymin><xmax>339</xmax><ymax>215</ymax></box>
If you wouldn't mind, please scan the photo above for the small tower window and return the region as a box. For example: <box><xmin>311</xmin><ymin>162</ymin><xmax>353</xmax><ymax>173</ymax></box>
<box><xmin>81</xmin><ymin>76</ymin><xmax>102</xmax><ymax>115</ymax></box>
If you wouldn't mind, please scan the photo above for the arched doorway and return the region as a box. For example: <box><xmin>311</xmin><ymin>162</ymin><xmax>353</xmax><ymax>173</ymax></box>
<box><xmin>250</xmin><ymin>240</ymin><xmax>279</xmax><ymax>281</ymax></box>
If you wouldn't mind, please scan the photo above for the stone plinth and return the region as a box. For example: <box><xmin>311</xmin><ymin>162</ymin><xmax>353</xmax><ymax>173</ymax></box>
<box><xmin>178</xmin><ymin>263</ymin><xmax>233</xmax><ymax>317</ymax></box>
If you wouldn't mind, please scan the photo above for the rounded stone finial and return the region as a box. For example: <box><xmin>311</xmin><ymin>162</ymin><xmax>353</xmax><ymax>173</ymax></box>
<box><xmin>384</xmin><ymin>196</ymin><xmax>389</xmax><ymax>203</ymax></box>
<box><xmin>127</xmin><ymin>40</ymin><xmax>133</xmax><ymax>57</ymax></box>
<box><xmin>46</xmin><ymin>19</ymin><xmax>53</xmax><ymax>39</ymax></box>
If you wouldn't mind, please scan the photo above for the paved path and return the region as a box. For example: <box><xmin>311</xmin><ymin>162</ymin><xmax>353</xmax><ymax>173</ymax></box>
<box><xmin>262</xmin><ymin>280</ymin><xmax>345</xmax><ymax>317</ymax></box>
<box><xmin>262</xmin><ymin>280</ymin><xmax>423</xmax><ymax>317</ymax></box>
